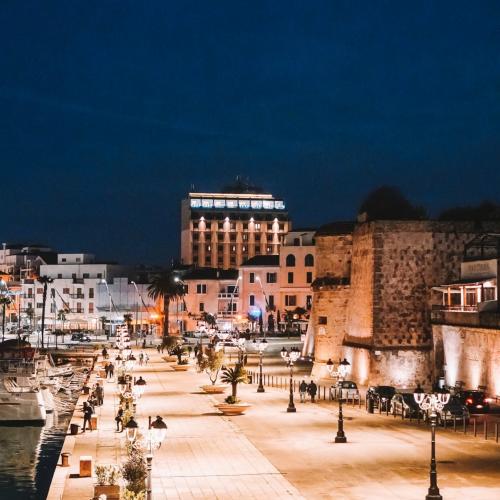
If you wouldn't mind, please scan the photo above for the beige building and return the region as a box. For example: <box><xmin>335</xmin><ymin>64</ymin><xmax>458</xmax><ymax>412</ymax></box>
<box><xmin>180</xmin><ymin>190</ymin><xmax>290</xmax><ymax>270</ymax></box>
<box><xmin>279</xmin><ymin>230</ymin><xmax>315</xmax><ymax>318</ymax></box>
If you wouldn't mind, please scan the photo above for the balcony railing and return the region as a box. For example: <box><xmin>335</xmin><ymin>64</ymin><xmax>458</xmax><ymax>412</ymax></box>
<box><xmin>431</xmin><ymin>308</ymin><xmax>500</xmax><ymax>328</ymax></box>
<box><xmin>432</xmin><ymin>305</ymin><xmax>478</xmax><ymax>312</ymax></box>
<box><xmin>217</xmin><ymin>310</ymin><xmax>239</xmax><ymax>317</ymax></box>
<box><xmin>69</xmin><ymin>294</ymin><xmax>85</xmax><ymax>299</ymax></box>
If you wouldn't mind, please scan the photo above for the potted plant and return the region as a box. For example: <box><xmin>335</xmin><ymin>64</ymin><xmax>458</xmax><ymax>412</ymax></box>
<box><xmin>94</xmin><ymin>464</ymin><xmax>121</xmax><ymax>499</ymax></box>
<box><xmin>162</xmin><ymin>336</ymin><xmax>180</xmax><ymax>362</ymax></box>
<box><xmin>215</xmin><ymin>365</ymin><xmax>251</xmax><ymax>415</ymax></box>
<box><xmin>171</xmin><ymin>345</ymin><xmax>190</xmax><ymax>370</ymax></box>
<box><xmin>198</xmin><ymin>349</ymin><xmax>226</xmax><ymax>394</ymax></box>
<box><xmin>121</xmin><ymin>443</ymin><xmax>147</xmax><ymax>498</ymax></box>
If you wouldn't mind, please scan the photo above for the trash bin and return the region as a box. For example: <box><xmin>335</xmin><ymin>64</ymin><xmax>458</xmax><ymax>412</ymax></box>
<box><xmin>367</xmin><ymin>397</ymin><xmax>374</xmax><ymax>414</ymax></box>
<box><xmin>70</xmin><ymin>423</ymin><xmax>80</xmax><ymax>435</ymax></box>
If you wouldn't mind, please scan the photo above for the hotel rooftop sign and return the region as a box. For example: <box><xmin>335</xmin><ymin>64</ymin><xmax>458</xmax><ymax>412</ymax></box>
<box><xmin>188</xmin><ymin>193</ymin><xmax>285</xmax><ymax>211</ymax></box>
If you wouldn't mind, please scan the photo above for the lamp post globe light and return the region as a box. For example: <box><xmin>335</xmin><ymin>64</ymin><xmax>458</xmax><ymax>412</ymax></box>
<box><xmin>280</xmin><ymin>346</ymin><xmax>300</xmax><ymax>412</ymax></box>
<box><xmin>413</xmin><ymin>388</ymin><xmax>450</xmax><ymax>500</ymax></box>
<box><xmin>133</xmin><ymin>376</ymin><xmax>147</xmax><ymax>399</ymax></box>
<box><xmin>125</xmin><ymin>416</ymin><xmax>139</xmax><ymax>443</ymax></box>
<box><xmin>326</xmin><ymin>358</ymin><xmax>350</xmax><ymax>443</ymax></box>
<box><xmin>144</xmin><ymin>416</ymin><xmax>168</xmax><ymax>500</ymax></box>
<box><xmin>252</xmin><ymin>338</ymin><xmax>268</xmax><ymax>392</ymax></box>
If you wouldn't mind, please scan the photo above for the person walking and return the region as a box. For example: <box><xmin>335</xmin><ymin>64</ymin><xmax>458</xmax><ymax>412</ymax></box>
<box><xmin>82</xmin><ymin>403</ymin><xmax>93</xmax><ymax>432</ymax></box>
<box><xmin>139</xmin><ymin>352</ymin><xmax>144</xmax><ymax>365</ymax></box>
<box><xmin>96</xmin><ymin>384</ymin><xmax>104</xmax><ymax>406</ymax></box>
<box><xmin>115</xmin><ymin>408</ymin><xmax>124</xmax><ymax>432</ymax></box>
<box><xmin>157</xmin><ymin>344</ymin><xmax>161</xmax><ymax>353</ymax></box>
<box><xmin>144</xmin><ymin>353</ymin><xmax>149</xmax><ymax>365</ymax></box>
<box><xmin>102</xmin><ymin>347</ymin><xmax>108</xmax><ymax>359</ymax></box>
<box><xmin>108</xmin><ymin>362</ymin><xmax>114</xmax><ymax>379</ymax></box>
<box><xmin>299</xmin><ymin>380</ymin><xmax>308</xmax><ymax>403</ymax></box>
<box><xmin>194</xmin><ymin>344</ymin><xmax>199</xmax><ymax>358</ymax></box>
<box><xmin>308</xmin><ymin>380</ymin><xmax>317</xmax><ymax>403</ymax></box>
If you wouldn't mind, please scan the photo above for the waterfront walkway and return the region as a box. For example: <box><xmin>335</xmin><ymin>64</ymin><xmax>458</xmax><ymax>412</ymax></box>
<box><xmin>48</xmin><ymin>348</ymin><xmax>500</xmax><ymax>499</ymax></box>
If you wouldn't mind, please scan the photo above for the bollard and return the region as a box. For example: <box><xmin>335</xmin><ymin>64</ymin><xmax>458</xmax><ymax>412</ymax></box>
<box><xmin>463</xmin><ymin>417</ymin><xmax>467</xmax><ymax>434</ymax></box>
<box><xmin>495</xmin><ymin>423</ymin><xmax>499</xmax><ymax>443</ymax></box>
<box><xmin>323</xmin><ymin>386</ymin><xmax>326</xmax><ymax>400</ymax></box>
<box><xmin>379</xmin><ymin>400</ymin><xmax>382</xmax><ymax>414</ymax></box>
<box><xmin>453</xmin><ymin>416</ymin><xmax>457</xmax><ymax>432</ymax></box>
<box><xmin>484</xmin><ymin>421</ymin><xmax>488</xmax><ymax>440</ymax></box>
<box><xmin>358</xmin><ymin>396</ymin><xmax>361</xmax><ymax>409</ymax></box>
<box><xmin>473</xmin><ymin>418</ymin><xmax>477</xmax><ymax>437</ymax></box>
<box><xmin>61</xmin><ymin>452</ymin><xmax>70</xmax><ymax>467</ymax></box>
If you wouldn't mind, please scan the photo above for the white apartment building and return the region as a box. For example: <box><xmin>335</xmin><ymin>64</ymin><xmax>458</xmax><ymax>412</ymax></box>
<box><xmin>19</xmin><ymin>254</ymin><xmax>156</xmax><ymax>334</ymax></box>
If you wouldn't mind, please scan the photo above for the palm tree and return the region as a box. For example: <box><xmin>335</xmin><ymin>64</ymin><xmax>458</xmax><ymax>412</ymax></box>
<box><xmin>0</xmin><ymin>295</ymin><xmax>12</xmax><ymax>343</ymax></box>
<box><xmin>147</xmin><ymin>272</ymin><xmax>185</xmax><ymax>341</ymax></box>
<box><xmin>220</xmin><ymin>365</ymin><xmax>248</xmax><ymax>400</ymax></box>
<box><xmin>38</xmin><ymin>276</ymin><xmax>54</xmax><ymax>348</ymax></box>
<box><xmin>57</xmin><ymin>309</ymin><xmax>67</xmax><ymax>343</ymax></box>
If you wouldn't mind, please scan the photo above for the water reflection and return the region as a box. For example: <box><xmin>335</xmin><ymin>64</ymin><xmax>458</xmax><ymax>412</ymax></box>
<box><xmin>0</xmin><ymin>412</ymin><xmax>70</xmax><ymax>500</ymax></box>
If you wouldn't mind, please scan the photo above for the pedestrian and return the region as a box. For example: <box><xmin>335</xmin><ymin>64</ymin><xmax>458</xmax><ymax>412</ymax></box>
<box><xmin>308</xmin><ymin>380</ymin><xmax>317</xmax><ymax>403</ymax></box>
<box><xmin>142</xmin><ymin>339</ymin><xmax>146</xmax><ymax>349</ymax></box>
<box><xmin>82</xmin><ymin>402</ymin><xmax>93</xmax><ymax>432</ymax></box>
<box><xmin>157</xmin><ymin>344</ymin><xmax>161</xmax><ymax>353</ymax></box>
<box><xmin>104</xmin><ymin>362</ymin><xmax>110</xmax><ymax>378</ymax></box>
<box><xmin>115</xmin><ymin>408</ymin><xmax>124</xmax><ymax>432</ymax></box>
<box><xmin>299</xmin><ymin>380</ymin><xmax>308</xmax><ymax>403</ymax></box>
<box><xmin>102</xmin><ymin>347</ymin><xmax>108</xmax><ymax>359</ymax></box>
<box><xmin>243</xmin><ymin>354</ymin><xmax>248</xmax><ymax>366</ymax></box>
<box><xmin>96</xmin><ymin>384</ymin><xmax>104</xmax><ymax>406</ymax></box>
<box><xmin>108</xmin><ymin>362</ymin><xmax>114</xmax><ymax>378</ymax></box>
<box><xmin>160</xmin><ymin>344</ymin><xmax>165</xmax><ymax>354</ymax></box>
<box><xmin>187</xmin><ymin>345</ymin><xmax>193</xmax><ymax>358</ymax></box>
<box><xmin>194</xmin><ymin>344</ymin><xmax>199</xmax><ymax>358</ymax></box>
<box><xmin>144</xmin><ymin>353</ymin><xmax>149</xmax><ymax>365</ymax></box>
<box><xmin>139</xmin><ymin>352</ymin><xmax>144</xmax><ymax>365</ymax></box>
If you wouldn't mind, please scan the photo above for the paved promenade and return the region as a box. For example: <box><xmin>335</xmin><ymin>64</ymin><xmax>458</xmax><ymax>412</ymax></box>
<box><xmin>48</xmin><ymin>348</ymin><xmax>500</xmax><ymax>499</ymax></box>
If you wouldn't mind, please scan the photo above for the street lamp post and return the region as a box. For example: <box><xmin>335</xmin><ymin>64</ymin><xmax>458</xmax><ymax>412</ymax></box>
<box><xmin>252</xmin><ymin>338</ymin><xmax>268</xmax><ymax>392</ymax></box>
<box><xmin>413</xmin><ymin>389</ymin><xmax>450</xmax><ymax>500</ymax></box>
<box><xmin>145</xmin><ymin>415</ymin><xmax>168</xmax><ymax>500</ymax></box>
<box><xmin>280</xmin><ymin>346</ymin><xmax>300</xmax><ymax>412</ymax></box>
<box><xmin>326</xmin><ymin>358</ymin><xmax>350</xmax><ymax>443</ymax></box>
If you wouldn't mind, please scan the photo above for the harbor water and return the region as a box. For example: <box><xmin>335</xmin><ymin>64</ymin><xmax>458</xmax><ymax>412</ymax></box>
<box><xmin>0</xmin><ymin>413</ymin><xmax>70</xmax><ymax>500</ymax></box>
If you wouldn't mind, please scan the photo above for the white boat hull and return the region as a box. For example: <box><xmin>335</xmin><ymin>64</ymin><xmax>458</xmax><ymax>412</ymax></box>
<box><xmin>0</xmin><ymin>390</ymin><xmax>46</xmax><ymax>424</ymax></box>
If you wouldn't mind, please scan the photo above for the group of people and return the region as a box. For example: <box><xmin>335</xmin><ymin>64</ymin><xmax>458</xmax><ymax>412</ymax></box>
<box><xmin>138</xmin><ymin>351</ymin><xmax>149</xmax><ymax>365</ymax></box>
<box><xmin>104</xmin><ymin>362</ymin><xmax>115</xmax><ymax>379</ymax></box>
<box><xmin>82</xmin><ymin>382</ymin><xmax>104</xmax><ymax>431</ymax></box>
<box><xmin>299</xmin><ymin>380</ymin><xmax>318</xmax><ymax>403</ymax></box>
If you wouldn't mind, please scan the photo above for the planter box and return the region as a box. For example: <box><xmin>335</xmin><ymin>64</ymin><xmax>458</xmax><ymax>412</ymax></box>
<box><xmin>215</xmin><ymin>403</ymin><xmax>252</xmax><ymax>415</ymax></box>
<box><xmin>94</xmin><ymin>484</ymin><xmax>120</xmax><ymax>499</ymax></box>
<box><xmin>172</xmin><ymin>364</ymin><xmax>190</xmax><ymax>371</ymax></box>
<box><xmin>201</xmin><ymin>385</ymin><xmax>226</xmax><ymax>394</ymax></box>
<box><xmin>163</xmin><ymin>355</ymin><xmax>178</xmax><ymax>362</ymax></box>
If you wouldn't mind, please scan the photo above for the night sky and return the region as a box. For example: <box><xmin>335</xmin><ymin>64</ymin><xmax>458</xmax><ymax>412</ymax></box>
<box><xmin>2</xmin><ymin>1</ymin><xmax>500</xmax><ymax>264</ymax></box>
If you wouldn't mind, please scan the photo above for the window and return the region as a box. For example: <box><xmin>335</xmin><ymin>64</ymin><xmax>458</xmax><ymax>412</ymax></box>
<box><xmin>83</xmin><ymin>273</ymin><xmax>89</xmax><ymax>279</ymax></box>
<box><xmin>249</xmin><ymin>295</ymin><xmax>255</xmax><ymax>306</ymax></box>
<box><xmin>61</xmin><ymin>258</ymin><xmax>66</xmax><ymax>262</ymax></box>
<box><xmin>57</xmin><ymin>273</ymin><xmax>62</xmax><ymax>279</ymax></box>
<box><xmin>97</xmin><ymin>273</ymin><xmax>102</xmax><ymax>279</ymax></box>
<box><xmin>88</xmin><ymin>303</ymin><xmax>94</xmax><ymax>313</ymax></box>
<box><xmin>318</xmin><ymin>316</ymin><xmax>327</xmax><ymax>325</ymax></box>
<box><xmin>199</xmin><ymin>302</ymin><xmax>205</xmax><ymax>312</ymax></box>
<box><xmin>255</xmin><ymin>223</ymin><xmax>261</xmax><ymax>230</ymax></box>
<box><xmin>89</xmin><ymin>288</ymin><xmax>94</xmax><ymax>299</ymax></box>
<box><xmin>285</xmin><ymin>295</ymin><xmax>296</xmax><ymax>307</ymax></box>
<box><xmin>76</xmin><ymin>257</ymin><xmax>81</xmax><ymax>262</ymax></box>
<box><xmin>76</xmin><ymin>302</ymin><xmax>83</xmax><ymax>313</ymax></box>
<box><xmin>183</xmin><ymin>284</ymin><xmax>189</xmax><ymax>294</ymax></box>
<box><xmin>72</xmin><ymin>273</ymin><xmax>77</xmax><ymax>279</ymax></box>
<box><xmin>288</xmin><ymin>272</ymin><xmax>294</xmax><ymax>284</ymax></box>
<box><xmin>293</xmin><ymin>238</ymin><xmax>300</xmax><ymax>246</ymax></box>
<box><xmin>306</xmin><ymin>272</ymin><xmax>313</xmax><ymax>284</ymax></box>
<box><xmin>268</xmin><ymin>295</ymin><xmax>275</xmax><ymax>308</ymax></box>
<box><xmin>36</xmin><ymin>302</ymin><xmax>43</xmax><ymax>309</ymax></box>
<box><xmin>37</xmin><ymin>288</ymin><xmax>43</xmax><ymax>294</ymax></box>
<box><xmin>266</xmin><ymin>272</ymin><xmax>277</xmax><ymax>283</ymax></box>
<box><xmin>249</xmin><ymin>272</ymin><xmax>255</xmax><ymax>284</ymax></box>
<box><xmin>306</xmin><ymin>295</ymin><xmax>312</xmax><ymax>309</ymax></box>
<box><xmin>305</xmin><ymin>254</ymin><xmax>314</xmax><ymax>267</ymax></box>
<box><xmin>286</xmin><ymin>254</ymin><xmax>296</xmax><ymax>267</ymax></box>
<box><xmin>63</xmin><ymin>288</ymin><xmax>70</xmax><ymax>294</ymax></box>
<box><xmin>196</xmin><ymin>284</ymin><xmax>207</xmax><ymax>294</ymax></box>
<box><xmin>50</xmin><ymin>303</ymin><xmax>56</xmax><ymax>313</ymax></box>
<box><xmin>50</xmin><ymin>289</ymin><xmax>55</xmax><ymax>298</ymax></box>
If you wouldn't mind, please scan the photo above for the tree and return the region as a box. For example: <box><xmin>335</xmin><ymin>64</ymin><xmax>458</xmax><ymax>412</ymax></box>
<box><xmin>171</xmin><ymin>344</ymin><xmax>186</xmax><ymax>364</ymax></box>
<box><xmin>38</xmin><ymin>276</ymin><xmax>54</xmax><ymax>348</ymax></box>
<box><xmin>123</xmin><ymin>313</ymin><xmax>133</xmax><ymax>335</ymax></box>
<box><xmin>147</xmin><ymin>272</ymin><xmax>185</xmax><ymax>340</ymax></box>
<box><xmin>198</xmin><ymin>349</ymin><xmax>224</xmax><ymax>385</ymax></box>
<box><xmin>0</xmin><ymin>294</ymin><xmax>12</xmax><ymax>343</ymax></box>
<box><xmin>200</xmin><ymin>311</ymin><xmax>216</xmax><ymax>328</ymax></box>
<box><xmin>220</xmin><ymin>364</ymin><xmax>248</xmax><ymax>400</ymax></box>
<box><xmin>359</xmin><ymin>186</ymin><xmax>427</xmax><ymax>221</ymax></box>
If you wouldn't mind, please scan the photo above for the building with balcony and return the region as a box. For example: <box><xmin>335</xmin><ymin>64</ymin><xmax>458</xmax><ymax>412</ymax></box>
<box><xmin>0</xmin><ymin>242</ymin><xmax>57</xmax><ymax>279</ymax></box>
<box><xmin>180</xmin><ymin>184</ymin><xmax>290</xmax><ymax>269</ymax></box>
<box><xmin>432</xmin><ymin>233</ymin><xmax>500</xmax><ymax>396</ymax></box>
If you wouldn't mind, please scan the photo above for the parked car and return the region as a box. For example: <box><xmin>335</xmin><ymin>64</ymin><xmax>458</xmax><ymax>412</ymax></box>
<box><xmin>390</xmin><ymin>392</ymin><xmax>420</xmax><ymax>417</ymax></box>
<box><xmin>433</xmin><ymin>396</ymin><xmax>470</xmax><ymax>424</ymax></box>
<box><xmin>71</xmin><ymin>333</ymin><xmax>91</xmax><ymax>342</ymax></box>
<box><xmin>330</xmin><ymin>381</ymin><xmax>359</xmax><ymax>401</ymax></box>
<box><xmin>457</xmin><ymin>390</ymin><xmax>492</xmax><ymax>413</ymax></box>
<box><xmin>366</xmin><ymin>385</ymin><xmax>396</xmax><ymax>411</ymax></box>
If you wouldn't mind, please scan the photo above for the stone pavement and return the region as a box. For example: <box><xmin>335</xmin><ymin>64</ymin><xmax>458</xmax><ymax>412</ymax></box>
<box><xmin>48</xmin><ymin>348</ymin><xmax>500</xmax><ymax>499</ymax></box>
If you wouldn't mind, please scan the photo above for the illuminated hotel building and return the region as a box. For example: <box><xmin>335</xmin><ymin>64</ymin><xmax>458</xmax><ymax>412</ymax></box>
<box><xmin>181</xmin><ymin>190</ymin><xmax>291</xmax><ymax>269</ymax></box>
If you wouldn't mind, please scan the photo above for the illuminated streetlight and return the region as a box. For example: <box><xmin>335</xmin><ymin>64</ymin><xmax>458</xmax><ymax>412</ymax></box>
<box><xmin>133</xmin><ymin>376</ymin><xmax>147</xmax><ymax>399</ymax></box>
<box><xmin>413</xmin><ymin>389</ymin><xmax>450</xmax><ymax>500</ymax></box>
<box><xmin>125</xmin><ymin>416</ymin><xmax>138</xmax><ymax>443</ymax></box>
<box><xmin>280</xmin><ymin>346</ymin><xmax>300</xmax><ymax>412</ymax></box>
<box><xmin>326</xmin><ymin>358</ymin><xmax>351</xmax><ymax>443</ymax></box>
<box><xmin>252</xmin><ymin>338</ymin><xmax>268</xmax><ymax>393</ymax></box>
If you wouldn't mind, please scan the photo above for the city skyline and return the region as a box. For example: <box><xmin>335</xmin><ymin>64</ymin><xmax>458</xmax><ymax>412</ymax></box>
<box><xmin>3</xmin><ymin>1</ymin><xmax>500</xmax><ymax>264</ymax></box>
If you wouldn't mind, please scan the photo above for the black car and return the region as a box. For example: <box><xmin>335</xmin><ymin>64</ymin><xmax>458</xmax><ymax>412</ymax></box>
<box><xmin>71</xmin><ymin>333</ymin><xmax>91</xmax><ymax>342</ymax></box>
<box><xmin>390</xmin><ymin>392</ymin><xmax>420</xmax><ymax>417</ymax></box>
<box><xmin>424</xmin><ymin>396</ymin><xmax>470</xmax><ymax>425</ymax></box>
<box><xmin>457</xmin><ymin>390</ymin><xmax>491</xmax><ymax>413</ymax></box>
<box><xmin>366</xmin><ymin>385</ymin><xmax>396</xmax><ymax>411</ymax></box>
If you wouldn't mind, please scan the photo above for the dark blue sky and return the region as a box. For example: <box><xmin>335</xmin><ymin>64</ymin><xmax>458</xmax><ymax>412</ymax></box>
<box><xmin>2</xmin><ymin>1</ymin><xmax>500</xmax><ymax>264</ymax></box>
